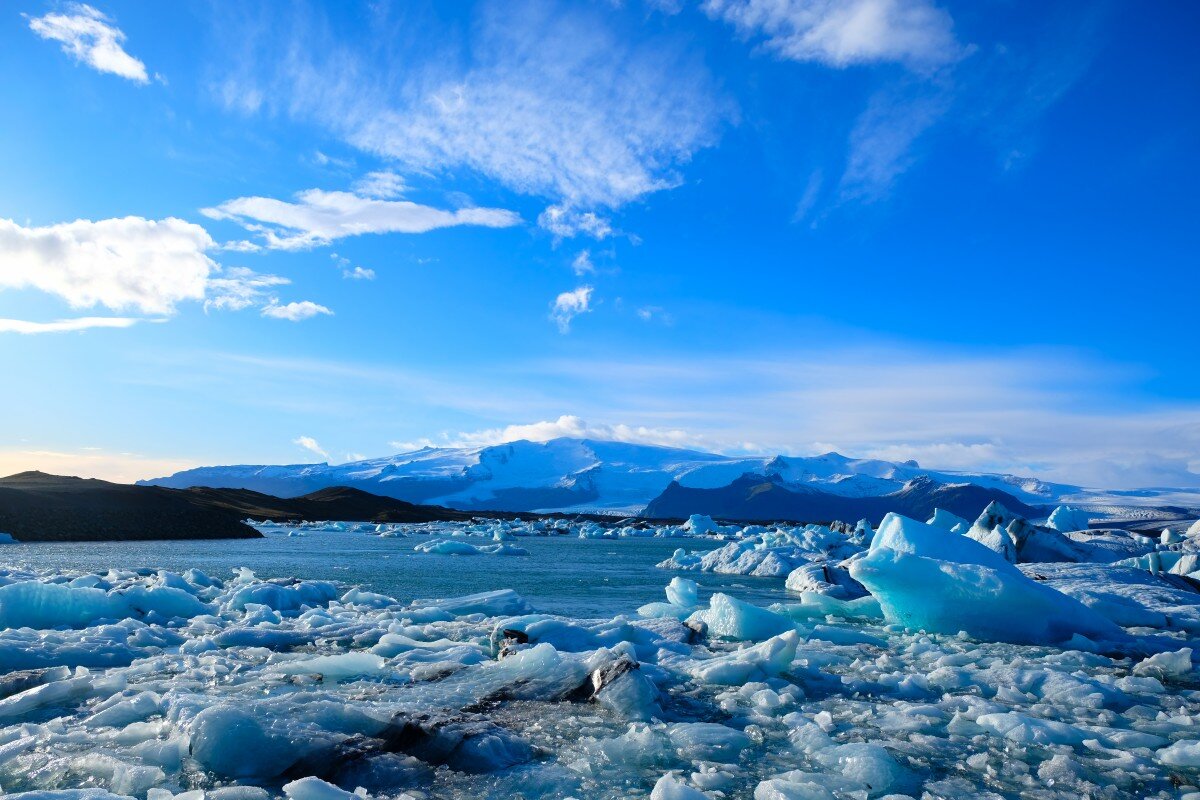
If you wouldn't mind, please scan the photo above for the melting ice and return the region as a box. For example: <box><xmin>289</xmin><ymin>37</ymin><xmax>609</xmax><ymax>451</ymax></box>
<box><xmin>1</xmin><ymin>504</ymin><xmax>1199</xmax><ymax>799</ymax></box>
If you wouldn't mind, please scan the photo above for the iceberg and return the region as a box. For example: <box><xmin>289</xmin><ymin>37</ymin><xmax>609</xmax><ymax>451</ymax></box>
<box><xmin>849</xmin><ymin>513</ymin><xmax>1127</xmax><ymax>645</ymax></box>
<box><xmin>1047</xmin><ymin>505</ymin><xmax>1092</xmax><ymax>532</ymax></box>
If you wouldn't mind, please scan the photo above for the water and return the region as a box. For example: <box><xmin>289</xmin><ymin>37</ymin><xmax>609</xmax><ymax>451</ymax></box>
<box><xmin>0</xmin><ymin>524</ymin><xmax>786</xmax><ymax>617</ymax></box>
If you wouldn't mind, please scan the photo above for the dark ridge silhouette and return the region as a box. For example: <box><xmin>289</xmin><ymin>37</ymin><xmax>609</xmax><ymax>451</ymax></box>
<box><xmin>0</xmin><ymin>472</ymin><xmax>655</xmax><ymax>541</ymax></box>
<box><xmin>641</xmin><ymin>473</ymin><xmax>1044</xmax><ymax>525</ymax></box>
<box><xmin>0</xmin><ymin>471</ymin><xmax>262</xmax><ymax>542</ymax></box>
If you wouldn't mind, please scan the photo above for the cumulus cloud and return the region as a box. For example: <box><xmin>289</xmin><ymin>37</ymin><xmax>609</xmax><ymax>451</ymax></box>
<box><xmin>0</xmin><ymin>216</ymin><xmax>327</xmax><ymax>326</ymax></box>
<box><xmin>27</xmin><ymin>3</ymin><xmax>150</xmax><ymax>83</ymax></box>
<box><xmin>292</xmin><ymin>435</ymin><xmax>328</xmax><ymax>460</ymax></box>
<box><xmin>549</xmin><ymin>286</ymin><xmax>593</xmax><ymax>333</ymax></box>
<box><xmin>202</xmin><ymin>188</ymin><xmax>520</xmax><ymax>250</ymax></box>
<box><xmin>332</xmin><ymin>254</ymin><xmax>375</xmax><ymax>280</ymax></box>
<box><xmin>217</xmin><ymin>1</ymin><xmax>727</xmax><ymax>229</ymax></box>
<box><xmin>0</xmin><ymin>316</ymin><xmax>146</xmax><ymax>335</ymax></box>
<box><xmin>0</xmin><ymin>216</ymin><xmax>214</xmax><ymax>314</ymax></box>
<box><xmin>262</xmin><ymin>301</ymin><xmax>333</xmax><ymax>322</ymax></box>
<box><xmin>703</xmin><ymin>0</ymin><xmax>961</xmax><ymax>69</ymax></box>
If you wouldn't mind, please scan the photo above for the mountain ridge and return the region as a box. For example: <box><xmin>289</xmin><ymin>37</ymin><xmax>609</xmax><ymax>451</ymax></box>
<box><xmin>142</xmin><ymin>437</ymin><xmax>1200</xmax><ymax>517</ymax></box>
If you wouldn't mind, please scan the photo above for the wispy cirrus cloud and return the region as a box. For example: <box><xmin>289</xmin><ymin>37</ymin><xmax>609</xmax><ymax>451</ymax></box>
<box><xmin>27</xmin><ymin>3</ymin><xmax>150</xmax><ymax>83</ymax></box>
<box><xmin>0</xmin><ymin>316</ymin><xmax>148</xmax><ymax>335</ymax></box>
<box><xmin>703</xmin><ymin>0</ymin><xmax>962</xmax><ymax>69</ymax></box>
<box><xmin>214</xmin><ymin>0</ymin><xmax>728</xmax><ymax>239</ymax></box>
<box><xmin>202</xmin><ymin>187</ymin><xmax>520</xmax><ymax>251</ymax></box>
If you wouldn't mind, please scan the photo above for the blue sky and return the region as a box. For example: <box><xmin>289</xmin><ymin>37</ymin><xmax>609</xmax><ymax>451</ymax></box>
<box><xmin>1</xmin><ymin>0</ymin><xmax>1197</xmax><ymax>487</ymax></box>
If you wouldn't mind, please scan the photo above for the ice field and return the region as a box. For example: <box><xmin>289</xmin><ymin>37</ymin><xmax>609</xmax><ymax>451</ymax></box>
<box><xmin>0</xmin><ymin>506</ymin><xmax>1199</xmax><ymax>799</ymax></box>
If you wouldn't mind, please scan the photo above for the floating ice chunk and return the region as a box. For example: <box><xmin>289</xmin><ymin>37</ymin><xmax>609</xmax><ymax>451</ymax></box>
<box><xmin>689</xmin><ymin>630</ymin><xmax>800</xmax><ymax>685</ymax></box>
<box><xmin>273</xmin><ymin>652</ymin><xmax>387</xmax><ymax>681</ymax></box>
<box><xmin>659</xmin><ymin>548</ymin><xmax>703</xmax><ymax>570</ymax></box>
<box><xmin>976</xmin><ymin>712</ymin><xmax>1087</xmax><ymax>746</ymax></box>
<box><xmin>1162</xmin><ymin>527</ymin><xmax>1184</xmax><ymax>544</ymax></box>
<box><xmin>689</xmin><ymin>593</ymin><xmax>796</xmax><ymax>641</ymax></box>
<box><xmin>189</xmin><ymin>705</ymin><xmax>310</xmax><ymax>779</ymax></box>
<box><xmin>0</xmin><ymin>671</ymin><xmax>94</xmax><ymax>719</ymax></box>
<box><xmin>224</xmin><ymin>580</ymin><xmax>339</xmax><ymax>613</ymax></box>
<box><xmin>119</xmin><ymin>585</ymin><xmax>210</xmax><ymax>620</ymax></box>
<box><xmin>784</xmin><ymin>563</ymin><xmax>864</xmax><ymax>599</ymax></box>
<box><xmin>591</xmin><ymin>654</ymin><xmax>663</xmax><ymax>721</ymax></box>
<box><xmin>651</xmin><ymin>773</ymin><xmax>709</xmax><ymax>800</ymax></box>
<box><xmin>0</xmin><ymin>582</ymin><xmax>130</xmax><ymax>629</ymax></box>
<box><xmin>282</xmin><ymin>776</ymin><xmax>361</xmax><ymax>800</ymax></box>
<box><xmin>0</xmin><ymin>533</ymin><xmax>14</xmax><ymax>544</ymax></box>
<box><xmin>410</xmin><ymin>589</ymin><xmax>532</xmax><ymax>619</ymax></box>
<box><xmin>1047</xmin><ymin>505</ymin><xmax>1091</xmax><ymax>532</ymax></box>
<box><xmin>415</xmin><ymin>538</ymin><xmax>481</xmax><ymax>555</ymax></box>
<box><xmin>8</xmin><ymin>792</ymin><xmax>136</xmax><ymax>800</ymax></box>
<box><xmin>926</xmin><ymin>508</ymin><xmax>968</xmax><ymax>531</ymax></box>
<box><xmin>666</xmin><ymin>577</ymin><xmax>699</xmax><ymax>608</ymax></box>
<box><xmin>684</xmin><ymin>515</ymin><xmax>719</xmax><ymax>535</ymax></box>
<box><xmin>1133</xmin><ymin>647</ymin><xmax>1192</xmax><ymax>680</ymax></box>
<box><xmin>764</xmin><ymin>725</ymin><xmax>911</xmax><ymax>798</ymax></box>
<box><xmin>849</xmin><ymin>513</ymin><xmax>1126</xmax><ymax>645</ymax></box>
<box><xmin>667</xmin><ymin>722</ymin><xmax>751</xmax><ymax>762</ymax></box>
<box><xmin>340</xmin><ymin>588</ymin><xmax>398</xmax><ymax>608</ymax></box>
<box><xmin>1158</xmin><ymin>739</ymin><xmax>1200</xmax><ymax>767</ymax></box>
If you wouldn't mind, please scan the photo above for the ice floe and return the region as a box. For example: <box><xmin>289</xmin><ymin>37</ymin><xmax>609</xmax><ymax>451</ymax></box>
<box><xmin>1</xmin><ymin>503</ymin><xmax>1199</xmax><ymax>798</ymax></box>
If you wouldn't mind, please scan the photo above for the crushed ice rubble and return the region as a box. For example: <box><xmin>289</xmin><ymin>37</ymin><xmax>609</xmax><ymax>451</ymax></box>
<box><xmin>2</xmin><ymin>507</ymin><xmax>1200</xmax><ymax>799</ymax></box>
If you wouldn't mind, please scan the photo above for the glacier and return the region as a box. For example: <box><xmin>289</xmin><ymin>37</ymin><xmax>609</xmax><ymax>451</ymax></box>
<box><xmin>140</xmin><ymin>437</ymin><xmax>1200</xmax><ymax>519</ymax></box>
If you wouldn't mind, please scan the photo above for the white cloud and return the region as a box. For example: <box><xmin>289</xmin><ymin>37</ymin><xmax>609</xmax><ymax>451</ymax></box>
<box><xmin>292</xmin><ymin>435</ymin><xmax>328</xmax><ymax>460</ymax></box>
<box><xmin>839</xmin><ymin>85</ymin><xmax>948</xmax><ymax>200</ymax></box>
<box><xmin>549</xmin><ymin>286</ymin><xmax>593</xmax><ymax>333</ymax></box>
<box><xmin>27</xmin><ymin>3</ymin><xmax>149</xmax><ymax>83</ymax></box>
<box><xmin>571</xmin><ymin>251</ymin><xmax>596</xmax><ymax>276</ymax></box>
<box><xmin>703</xmin><ymin>0</ymin><xmax>961</xmax><ymax>69</ymax></box>
<box><xmin>0</xmin><ymin>217</ymin><xmax>328</xmax><ymax>326</ymax></box>
<box><xmin>204</xmin><ymin>267</ymin><xmax>291</xmax><ymax>312</ymax></box>
<box><xmin>537</xmin><ymin>205</ymin><xmax>614</xmax><ymax>240</ymax></box>
<box><xmin>262</xmin><ymin>301</ymin><xmax>333</xmax><ymax>322</ymax></box>
<box><xmin>344</xmin><ymin>266</ymin><xmax>375</xmax><ymax>281</ymax></box>
<box><xmin>0</xmin><ymin>316</ymin><xmax>146</xmax><ymax>334</ymax></box>
<box><xmin>218</xmin><ymin>1</ymin><xmax>726</xmax><ymax>222</ymax></box>
<box><xmin>352</xmin><ymin>170</ymin><xmax>407</xmax><ymax>199</ymax></box>
<box><xmin>636</xmin><ymin>306</ymin><xmax>673</xmax><ymax>324</ymax></box>
<box><xmin>0</xmin><ymin>216</ymin><xmax>214</xmax><ymax>314</ymax></box>
<box><xmin>391</xmin><ymin>415</ymin><xmax>714</xmax><ymax>452</ymax></box>
<box><xmin>332</xmin><ymin>254</ymin><xmax>375</xmax><ymax>280</ymax></box>
<box><xmin>167</xmin><ymin>342</ymin><xmax>1200</xmax><ymax>490</ymax></box>
<box><xmin>202</xmin><ymin>188</ymin><xmax>520</xmax><ymax>250</ymax></box>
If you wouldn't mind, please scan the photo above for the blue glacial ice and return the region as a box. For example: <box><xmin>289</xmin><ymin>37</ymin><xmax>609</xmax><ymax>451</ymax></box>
<box><xmin>0</xmin><ymin>504</ymin><xmax>1198</xmax><ymax>798</ymax></box>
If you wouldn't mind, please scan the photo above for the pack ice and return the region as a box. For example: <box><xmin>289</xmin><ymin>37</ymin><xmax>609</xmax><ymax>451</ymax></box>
<box><xmin>0</xmin><ymin>502</ymin><xmax>1198</xmax><ymax>799</ymax></box>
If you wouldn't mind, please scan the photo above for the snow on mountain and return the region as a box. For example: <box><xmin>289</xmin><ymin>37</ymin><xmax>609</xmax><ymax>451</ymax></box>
<box><xmin>142</xmin><ymin>437</ymin><xmax>1200</xmax><ymax>516</ymax></box>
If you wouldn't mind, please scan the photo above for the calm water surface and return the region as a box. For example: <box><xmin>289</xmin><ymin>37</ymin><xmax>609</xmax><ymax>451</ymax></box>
<box><xmin>0</xmin><ymin>525</ymin><xmax>787</xmax><ymax>617</ymax></box>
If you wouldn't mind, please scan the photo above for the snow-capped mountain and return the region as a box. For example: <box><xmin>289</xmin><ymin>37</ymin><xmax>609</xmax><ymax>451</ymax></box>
<box><xmin>141</xmin><ymin>437</ymin><xmax>1200</xmax><ymax>517</ymax></box>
